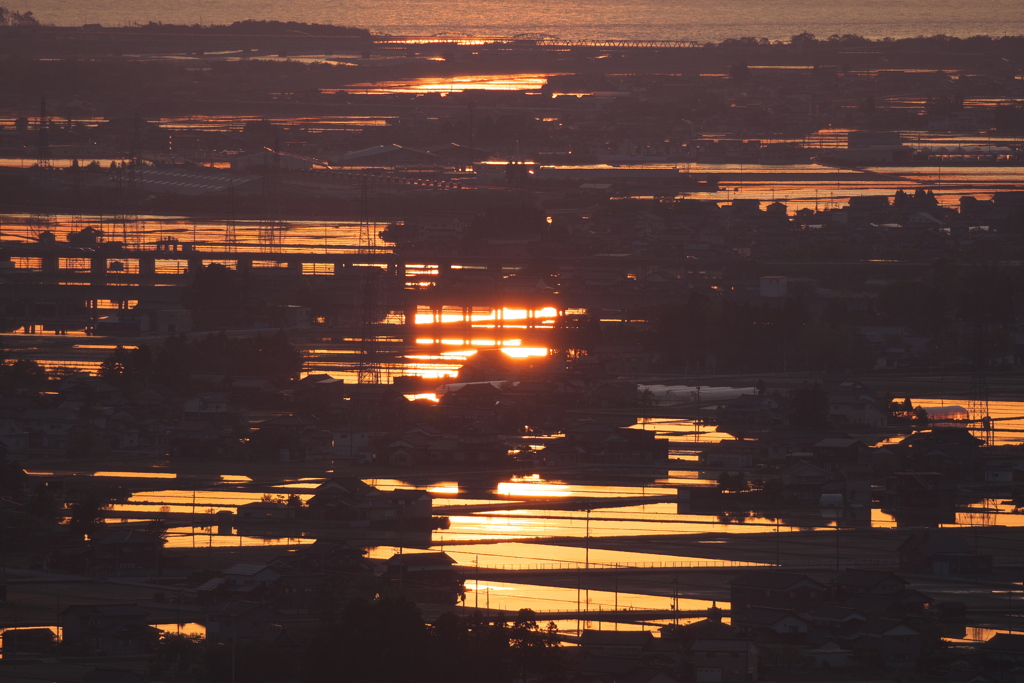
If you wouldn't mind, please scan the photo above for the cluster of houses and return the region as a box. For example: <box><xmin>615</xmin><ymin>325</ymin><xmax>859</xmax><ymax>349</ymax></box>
<box><xmin>679</xmin><ymin>375</ymin><xmax>1020</xmax><ymax>534</ymax></box>
<box><xmin>687</xmin><ymin>425</ymin><xmax>1006</xmax><ymax>531</ymax></box>
<box><xmin>3</xmin><ymin>541</ymin><xmax>464</xmax><ymax>662</ymax></box>
<box><xmin>0</xmin><ymin>368</ymin><xmax>672</xmax><ymax>471</ymax></box>
<box><xmin>27</xmin><ymin>48</ymin><xmax>1021</xmax><ymax>180</ymax></box>
<box><xmin>509</xmin><ymin>566</ymin><xmax>1020</xmax><ymax>683</ymax></box>
<box><xmin>236</xmin><ymin>477</ymin><xmax>436</xmax><ymax>529</ymax></box>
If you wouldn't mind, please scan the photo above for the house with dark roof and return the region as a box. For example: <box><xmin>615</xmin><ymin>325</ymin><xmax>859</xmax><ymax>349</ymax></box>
<box><xmin>729</xmin><ymin>571</ymin><xmax>828</xmax><ymax>615</ymax></box>
<box><xmin>0</xmin><ymin>627</ymin><xmax>57</xmax><ymax>657</ymax></box>
<box><xmin>302</xmin><ymin>477</ymin><xmax>433</xmax><ymax>525</ymax></box>
<box><xmin>237</xmin><ymin>500</ymin><xmax>299</xmax><ymax>522</ymax></box>
<box><xmin>899</xmin><ymin>428</ymin><xmax>983</xmax><ymax>476</ymax></box>
<box><xmin>81</xmin><ymin>668</ymin><xmax>146</xmax><ymax>683</ymax></box>
<box><xmin>336</xmin><ymin>144</ymin><xmax>442</xmax><ymax>168</ymax></box>
<box><xmin>579</xmin><ymin>629</ymin><xmax>654</xmax><ymax>657</ymax></box>
<box><xmin>689</xmin><ymin>639</ymin><xmax>760</xmax><ymax>683</ymax></box>
<box><xmin>539</xmin><ymin>421</ymin><xmax>669</xmax><ymax>466</ymax></box>
<box><xmin>802</xmin><ymin>639</ymin><xmax>854</xmax><ymax>669</ymax></box>
<box><xmin>833</xmin><ymin>569</ymin><xmax>908</xmax><ymax>597</ymax></box>
<box><xmin>732</xmin><ymin>607</ymin><xmax>811</xmax><ymax>636</ymax></box>
<box><xmin>250</xmin><ymin>415</ymin><xmax>334</xmax><ymax>462</ymax></box>
<box><xmin>778</xmin><ymin>462</ymin><xmax>841</xmax><ymax>503</ymax></box>
<box><xmin>304</xmin><ymin>477</ymin><xmax>380</xmax><ymax>519</ymax></box>
<box><xmin>811</xmin><ymin>438</ymin><xmax>871</xmax><ymax>468</ymax></box>
<box><xmin>384</xmin><ymin>552</ymin><xmax>463</xmax><ymax>604</ymax></box>
<box><xmin>354</xmin><ymin>488</ymin><xmax>432</xmax><ymax>524</ymax></box>
<box><xmin>439</xmin><ymin>382</ymin><xmax>502</xmax><ymax>421</ymax></box>
<box><xmin>271</xmin><ymin>539</ymin><xmax>373</xmax><ymax>576</ymax></box>
<box><xmin>570</xmin><ymin>655</ymin><xmax>678</xmax><ymax>683</ymax></box>
<box><xmin>899</xmin><ymin>528</ymin><xmax>992</xmax><ymax>576</ymax></box>
<box><xmin>839</xmin><ymin>589</ymin><xmax>933</xmax><ymax>617</ymax></box>
<box><xmin>881</xmin><ymin>471</ymin><xmax>955</xmax><ymax>510</ymax></box>
<box><xmin>838</xmin><ymin>618</ymin><xmax>925</xmax><ymax>669</ymax></box>
<box><xmin>825</xmin><ymin>391</ymin><xmax>888</xmax><ymax>429</ymax></box>
<box><xmin>981</xmin><ymin>632</ymin><xmax>1024</xmax><ymax>665</ymax></box>
<box><xmin>205</xmin><ymin>601</ymin><xmax>285</xmax><ymax>645</ymax></box>
<box><xmin>803</xmin><ymin>605</ymin><xmax>867</xmax><ymax>630</ymax></box>
<box><xmin>88</xmin><ymin>529</ymin><xmax>172</xmax><ymax>578</ymax></box>
<box><xmin>661</xmin><ymin>605</ymin><xmax>735</xmax><ymax>644</ymax></box>
<box><xmin>61</xmin><ymin>604</ymin><xmax>159</xmax><ymax>655</ymax></box>
<box><xmin>714</xmin><ymin>394</ymin><xmax>782</xmax><ymax>434</ymax></box>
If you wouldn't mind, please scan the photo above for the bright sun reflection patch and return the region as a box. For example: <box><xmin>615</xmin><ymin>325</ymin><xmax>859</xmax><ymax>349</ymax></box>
<box><xmin>496</xmin><ymin>475</ymin><xmax>571</xmax><ymax>498</ymax></box>
<box><xmin>415</xmin><ymin>307</ymin><xmax>559</xmax><ymax>325</ymax></box>
<box><xmin>93</xmin><ymin>471</ymin><xmax>176</xmax><ymax>479</ymax></box>
<box><xmin>405</xmin><ymin>393</ymin><xmax>440</xmax><ymax>402</ymax></box>
<box><xmin>501</xmin><ymin>347</ymin><xmax>549</xmax><ymax>358</ymax></box>
<box><xmin>427</xmin><ymin>483</ymin><xmax>460</xmax><ymax>495</ymax></box>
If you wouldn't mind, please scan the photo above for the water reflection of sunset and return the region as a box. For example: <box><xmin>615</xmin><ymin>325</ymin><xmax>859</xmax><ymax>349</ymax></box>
<box><xmin>499</xmin><ymin>347</ymin><xmax>549</xmax><ymax>358</ymax></box>
<box><xmin>878</xmin><ymin>399</ymin><xmax>1024</xmax><ymax>448</ymax></box>
<box><xmin>496</xmin><ymin>475</ymin><xmax>572</xmax><ymax>498</ymax></box>
<box><xmin>462</xmin><ymin>581</ymin><xmax>717</xmax><ymax>615</ymax></box>
<box><xmin>156</xmin><ymin>623</ymin><xmax>206</xmax><ymax>638</ymax></box>
<box><xmin>92</xmin><ymin>471</ymin><xmax>177</xmax><ymax>479</ymax></box>
<box><xmin>344</xmin><ymin>74</ymin><xmax>552</xmax><ymax>95</ymax></box>
<box><xmin>412</xmin><ymin>304</ymin><xmax>557</xmax><ymax>367</ymax></box>
<box><xmin>442</xmin><ymin>504</ymin><xmax>792</xmax><ymax>543</ymax></box>
<box><xmin>161</xmin><ymin>528</ymin><xmax>314</xmax><ymax>549</ymax></box>
<box><xmin>441</xmin><ymin>541</ymin><xmax>768</xmax><ymax>570</ymax></box>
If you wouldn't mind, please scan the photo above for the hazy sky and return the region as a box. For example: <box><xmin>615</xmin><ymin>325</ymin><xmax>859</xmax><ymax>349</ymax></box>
<box><xmin>11</xmin><ymin>0</ymin><xmax>1024</xmax><ymax>42</ymax></box>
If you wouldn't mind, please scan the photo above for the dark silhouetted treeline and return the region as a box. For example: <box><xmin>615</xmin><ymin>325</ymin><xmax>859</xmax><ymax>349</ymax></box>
<box><xmin>129</xmin><ymin>19</ymin><xmax>371</xmax><ymax>38</ymax></box>
<box><xmin>99</xmin><ymin>330</ymin><xmax>303</xmax><ymax>389</ymax></box>
<box><xmin>302</xmin><ymin>597</ymin><xmax>566</xmax><ymax>683</ymax></box>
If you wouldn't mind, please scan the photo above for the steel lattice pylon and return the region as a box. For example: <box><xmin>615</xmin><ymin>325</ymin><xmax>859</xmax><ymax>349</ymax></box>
<box><xmin>967</xmin><ymin>319</ymin><xmax>994</xmax><ymax>446</ymax></box>
<box><xmin>356</xmin><ymin>176</ymin><xmax>386</xmax><ymax>384</ymax></box>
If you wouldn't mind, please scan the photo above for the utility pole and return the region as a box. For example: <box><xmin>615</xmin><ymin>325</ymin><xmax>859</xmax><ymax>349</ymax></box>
<box><xmin>835</xmin><ymin>516</ymin><xmax>842</xmax><ymax>572</ymax></box>
<box><xmin>775</xmin><ymin>516</ymin><xmax>781</xmax><ymax>567</ymax></box>
<box><xmin>672</xmin><ymin>575</ymin><xmax>679</xmax><ymax>626</ymax></box>
<box><xmin>614</xmin><ymin>566</ymin><xmax>619</xmax><ymax>630</ymax></box>
<box><xmin>30</xmin><ymin>95</ymin><xmax>53</xmax><ymax>240</ymax></box>
<box><xmin>576</xmin><ymin>565</ymin><xmax>581</xmax><ymax>635</ymax></box>
<box><xmin>585</xmin><ymin>507</ymin><xmax>591</xmax><ymax>620</ymax></box>
<box><xmin>225</xmin><ymin>181</ymin><xmax>238</xmax><ymax>252</ymax></box>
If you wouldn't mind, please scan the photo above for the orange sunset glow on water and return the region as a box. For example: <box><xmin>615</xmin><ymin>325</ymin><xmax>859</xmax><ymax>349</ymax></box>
<box><xmin>4</xmin><ymin>7</ymin><xmax>1024</xmax><ymax>658</ymax></box>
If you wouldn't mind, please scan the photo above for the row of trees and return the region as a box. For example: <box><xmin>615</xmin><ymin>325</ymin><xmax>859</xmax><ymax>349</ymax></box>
<box><xmin>303</xmin><ymin>598</ymin><xmax>564</xmax><ymax>683</ymax></box>
<box><xmin>0</xmin><ymin>337</ymin><xmax>47</xmax><ymax>395</ymax></box>
<box><xmin>99</xmin><ymin>330</ymin><xmax>303</xmax><ymax>390</ymax></box>
<box><xmin>0</xmin><ymin>7</ymin><xmax>38</xmax><ymax>27</ymax></box>
<box><xmin>721</xmin><ymin>32</ymin><xmax>1024</xmax><ymax>50</ymax></box>
<box><xmin>150</xmin><ymin>598</ymin><xmax>566</xmax><ymax>683</ymax></box>
<box><xmin>567</xmin><ymin>257</ymin><xmax>1022</xmax><ymax>375</ymax></box>
<box><xmin>130</xmin><ymin>19</ymin><xmax>370</xmax><ymax>37</ymax></box>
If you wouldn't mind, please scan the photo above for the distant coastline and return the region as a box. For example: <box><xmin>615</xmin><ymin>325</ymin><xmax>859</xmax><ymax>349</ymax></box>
<box><xmin>6</xmin><ymin>0</ymin><xmax>1024</xmax><ymax>44</ymax></box>
<box><xmin>4</xmin><ymin>18</ymin><xmax>1024</xmax><ymax>48</ymax></box>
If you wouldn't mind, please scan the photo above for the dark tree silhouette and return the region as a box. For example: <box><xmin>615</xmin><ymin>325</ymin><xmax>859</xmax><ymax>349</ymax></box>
<box><xmin>786</xmin><ymin>383</ymin><xmax>832</xmax><ymax>430</ymax></box>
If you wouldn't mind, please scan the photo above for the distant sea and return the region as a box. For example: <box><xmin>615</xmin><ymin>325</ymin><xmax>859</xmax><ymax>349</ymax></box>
<box><xmin>13</xmin><ymin>0</ymin><xmax>1024</xmax><ymax>42</ymax></box>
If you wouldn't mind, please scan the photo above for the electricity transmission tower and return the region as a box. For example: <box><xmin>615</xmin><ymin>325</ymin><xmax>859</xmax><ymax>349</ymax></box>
<box><xmin>258</xmin><ymin>145</ymin><xmax>285</xmax><ymax>251</ymax></box>
<box><xmin>357</xmin><ymin>177</ymin><xmax>385</xmax><ymax>384</ymax></box>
